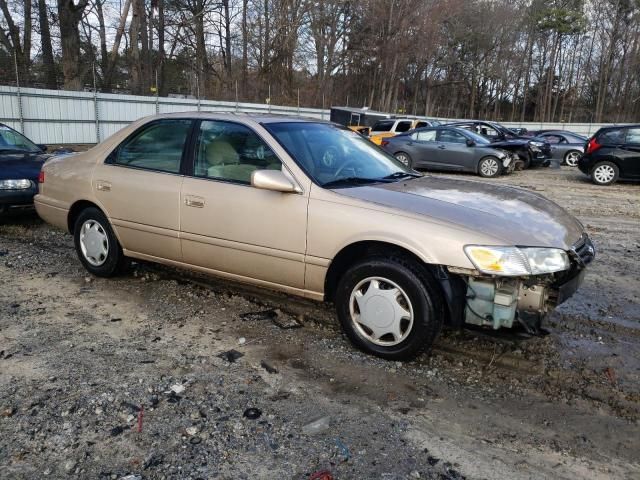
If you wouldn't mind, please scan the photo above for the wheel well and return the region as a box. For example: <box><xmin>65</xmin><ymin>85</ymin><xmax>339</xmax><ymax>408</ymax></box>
<box><xmin>323</xmin><ymin>241</ymin><xmax>466</xmax><ymax>326</ymax></box>
<box><xmin>67</xmin><ymin>200</ymin><xmax>101</xmax><ymax>233</ymax></box>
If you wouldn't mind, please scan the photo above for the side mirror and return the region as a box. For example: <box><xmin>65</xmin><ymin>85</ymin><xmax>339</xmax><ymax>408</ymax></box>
<box><xmin>37</xmin><ymin>144</ymin><xmax>48</xmax><ymax>152</ymax></box>
<box><xmin>466</xmin><ymin>139</ymin><xmax>476</xmax><ymax>147</ymax></box>
<box><xmin>251</xmin><ymin>169</ymin><xmax>298</xmax><ymax>193</ymax></box>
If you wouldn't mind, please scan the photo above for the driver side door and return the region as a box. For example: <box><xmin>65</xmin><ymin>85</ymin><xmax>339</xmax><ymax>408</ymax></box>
<box><xmin>179</xmin><ymin>120</ymin><xmax>309</xmax><ymax>289</ymax></box>
<box><xmin>434</xmin><ymin>129</ymin><xmax>474</xmax><ymax>170</ymax></box>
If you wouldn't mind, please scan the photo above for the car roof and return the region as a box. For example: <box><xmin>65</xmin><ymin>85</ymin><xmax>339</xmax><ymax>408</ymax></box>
<box><xmin>134</xmin><ymin>111</ymin><xmax>330</xmax><ymax>125</ymax></box>
<box><xmin>597</xmin><ymin>124</ymin><xmax>640</xmax><ymax>130</ymax></box>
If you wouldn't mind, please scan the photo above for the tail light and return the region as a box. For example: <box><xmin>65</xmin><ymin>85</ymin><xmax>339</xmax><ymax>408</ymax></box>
<box><xmin>38</xmin><ymin>171</ymin><xmax>45</xmax><ymax>183</ymax></box>
<box><xmin>586</xmin><ymin>137</ymin><xmax>601</xmax><ymax>155</ymax></box>
<box><xmin>381</xmin><ymin>139</ymin><xmax>390</xmax><ymax>147</ymax></box>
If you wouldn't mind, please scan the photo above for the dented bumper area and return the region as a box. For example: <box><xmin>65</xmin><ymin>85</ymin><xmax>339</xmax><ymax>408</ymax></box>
<box><xmin>450</xmin><ymin>235</ymin><xmax>595</xmax><ymax>333</ymax></box>
<box><xmin>462</xmin><ymin>272</ymin><xmax>584</xmax><ymax>332</ymax></box>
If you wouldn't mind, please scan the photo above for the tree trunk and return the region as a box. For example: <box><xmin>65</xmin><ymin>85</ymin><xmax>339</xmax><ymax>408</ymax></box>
<box><xmin>38</xmin><ymin>0</ymin><xmax>56</xmax><ymax>88</ymax></box>
<box><xmin>57</xmin><ymin>0</ymin><xmax>88</xmax><ymax>90</ymax></box>
<box><xmin>242</xmin><ymin>0</ymin><xmax>248</xmax><ymax>97</ymax></box>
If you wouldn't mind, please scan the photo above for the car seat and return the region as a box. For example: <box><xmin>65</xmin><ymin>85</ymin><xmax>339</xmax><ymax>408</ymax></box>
<box><xmin>206</xmin><ymin>139</ymin><xmax>257</xmax><ymax>183</ymax></box>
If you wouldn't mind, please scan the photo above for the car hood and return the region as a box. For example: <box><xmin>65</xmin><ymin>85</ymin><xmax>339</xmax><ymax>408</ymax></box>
<box><xmin>337</xmin><ymin>176</ymin><xmax>584</xmax><ymax>250</ymax></box>
<box><xmin>0</xmin><ymin>151</ymin><xmax>50</xmax><ymax>181</ymax></box>
<box><xmin>489</xmin><ymin>138</ymin><xmax>530</xmax><ymax>147</ymax></box>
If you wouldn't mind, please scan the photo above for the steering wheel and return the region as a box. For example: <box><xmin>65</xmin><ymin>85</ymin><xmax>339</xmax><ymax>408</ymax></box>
<box><xmin>334</xmin><ymin>159</ymin><xmax>360</xmax><ymax>178</ymax></box>
<box><xmin>321</xmin><ymin>146</ymin><xmax>340</xmax><ymax>167</ymax></box>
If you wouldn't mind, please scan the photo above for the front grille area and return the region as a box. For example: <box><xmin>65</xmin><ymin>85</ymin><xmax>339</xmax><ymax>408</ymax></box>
<box><xmin>571</xmin><ymin>234</ymin><xmax>596</xmax><ymax>267</ymax></box>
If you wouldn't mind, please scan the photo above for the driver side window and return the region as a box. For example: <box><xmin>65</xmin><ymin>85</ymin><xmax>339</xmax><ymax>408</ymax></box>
<box><xmin>437</xmin><ymin>129</ymin><xmax>466</xmax><ymax>144</ymax></box>
<box><xmin>194</xmin><ymin>121</ymin><xmax>281</xmax><ymax>184</ymax></box>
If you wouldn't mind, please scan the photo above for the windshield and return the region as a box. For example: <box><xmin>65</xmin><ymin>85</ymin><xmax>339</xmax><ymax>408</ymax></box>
<box><xmin>461</xmin><ymin>129</ymin><xmax>491</xmax><ymax>145</ymax></box>
<box><xmin>491</xmin><ymin>123</ymin><xmax>518</xmax><ymax>137</ymax></box>
<box><xmin>0</xmin><ymin>124</ymin><xmax>41</xmax><ymax>153</ymax></box>
<box><xmin>265</xmin><ymin>122</ymin><xmax>417</xmax><ymax>188</ymax></box>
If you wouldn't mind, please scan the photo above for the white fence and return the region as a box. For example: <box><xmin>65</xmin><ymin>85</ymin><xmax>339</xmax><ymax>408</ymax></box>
<box><xmin>0</xmin><ymin>85</ymin><xmax>620</xmax><ymax>144</ymax></box>
<box><xmin>0</xmin><ymin>85</ymin><xmax>329</xmax><ymax>145</ymax></box>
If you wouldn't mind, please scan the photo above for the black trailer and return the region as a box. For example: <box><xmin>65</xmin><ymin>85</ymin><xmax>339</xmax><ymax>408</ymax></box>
<box><xmin>330</xmin><ymin>107</ymin><xmax>391</xmax><ymax>128</ymax></box>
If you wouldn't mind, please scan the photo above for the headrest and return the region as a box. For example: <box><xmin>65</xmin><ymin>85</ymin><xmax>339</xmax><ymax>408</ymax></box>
<box><xmin>205</xmin><ymin>139</ymin><xmax>238</xmax><ymax>166</ymax></box>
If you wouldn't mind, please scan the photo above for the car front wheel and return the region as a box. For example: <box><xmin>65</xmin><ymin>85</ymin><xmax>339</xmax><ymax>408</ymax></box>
<box><xmin>591</xmin><ymin>161</ymin><xmax>619</xmax><ymax>186</ymax></box>
<box><xmin>73</xmin><ymin>207</ymin><xmax>128</xmax><ymax>277</ymax></box>
<box><xmin>478</xmin><ymin>156</ymin><xmax>502</xmax><ymax>178</ymax></box>
<box><xmin>335</xmin><ymin>256</ymin><xmax>443</xmax><ymax>361</ymax></box>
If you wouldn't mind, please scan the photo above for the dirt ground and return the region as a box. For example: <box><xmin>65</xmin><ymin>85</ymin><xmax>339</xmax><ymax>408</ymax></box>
<box><xmin>1</xmin><ymin>166</ymin><xmax>639</xmax><ymax>480</ymax></box>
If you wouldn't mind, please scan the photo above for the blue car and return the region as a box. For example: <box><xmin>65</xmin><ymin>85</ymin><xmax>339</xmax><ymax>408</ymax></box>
<box><xmin>0</xmin><ymin>123</ymin><xmax>72</xmax><ymax>215</ymax></box>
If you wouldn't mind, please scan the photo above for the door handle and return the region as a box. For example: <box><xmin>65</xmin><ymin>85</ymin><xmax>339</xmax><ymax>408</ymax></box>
<box><xmin>438</xmin><ymin>145</ymin><xmax>446</xmax><ymax>149</ymax></box>
<box><xmin>95</xmin><ymin>180</ymin><xmax>111</xmax><ymax>192</ymax></box>
<box><xmin>184</xmin><ymin>195</ymin><xmax>205</xmax><ymax>208</ymax></box>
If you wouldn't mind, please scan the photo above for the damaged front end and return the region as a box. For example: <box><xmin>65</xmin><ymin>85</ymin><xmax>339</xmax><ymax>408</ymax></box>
<box><xmin>448</xmin><ymin>234</ymin><xmax>595</xmax><ymax>333</ymax></box>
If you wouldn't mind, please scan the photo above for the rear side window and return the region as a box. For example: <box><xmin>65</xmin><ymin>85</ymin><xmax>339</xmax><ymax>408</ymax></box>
<box><xmin>396</xmin><ymin>121</ymin><xmax>413</xmax><ymax>133</ymax></box>
<box><xmin>372</xmin><ymin>120</ymin><xmax>395</xmax><ymax>132</ymax></box>
<box><xmin>416</xmin><ymin>130</ymin><xmax>437</xmax><ymax>141</ymax></box>
<box><xmin>115</xmin><ymin>119</ymin><xmax>192</xmax><ymax>173</ymax></box>
<box><xmin>596</xmin><ymin>128</ymin><xmax>625</xmax><ymax>145</ymax></box>
<box><xmin>541</xmin><ymin>134</ymin><xmax>563</xmax><ymax>144</ymax></box>
<box><xmin>625</xmin><ymin>128</ymin><xmax>640</xmax><ymax>144</ymax></box>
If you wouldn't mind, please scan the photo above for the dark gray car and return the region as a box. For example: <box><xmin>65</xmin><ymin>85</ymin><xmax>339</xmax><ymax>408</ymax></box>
<box><xmin>381</xmin><ymin>126</ymin><xmax>514</xmax><ymax>178</ymax></box>
<box><xmin>532</xmin><ymin>131</ymin><xmax>586</xmax><ymax>166</ymax></box>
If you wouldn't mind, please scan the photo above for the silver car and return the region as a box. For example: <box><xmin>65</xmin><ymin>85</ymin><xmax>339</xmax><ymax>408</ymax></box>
<box><xmin>382</xmin><ymin>126</ymin><xmax>514</xmax><ymax>177</ymax></box>
<box><xmin>533</xmin><ymin>131</ymin><xmax>587</xmax><ymax>166</ymax></box>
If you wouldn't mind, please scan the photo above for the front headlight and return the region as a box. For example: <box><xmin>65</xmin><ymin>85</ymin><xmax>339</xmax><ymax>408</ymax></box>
<box><xmin>464</xmin><ymin>245</ymin><xmax>570</xmax><ymax>276</ymax></box>
<box><xmin>0</xmin><ymin>179</ymin><xmax>32</xmax><ymax>190</ymax></box>
<box><xmin>530</xmin><ymin>141</ymin><xmax>545</xmax><ymax>147</ymax></box>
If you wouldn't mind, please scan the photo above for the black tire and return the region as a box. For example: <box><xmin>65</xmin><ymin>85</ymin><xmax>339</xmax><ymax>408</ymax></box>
<box><xmin>73</xmin><ymin>207</ymin><xmax>128</xmax><ymax>277</ymax></box>
<box><xmin>394</xmin><ymin>151</ymin><xmax>413</xmax><ymax>168</ymax></box>
<box><xmin>478</xmin><ymin>156</ymin><xmax>502</xmax><ymax>178</ymax></box>
<box><xmin>590</xmin><ymin>161</ymin><xmax>619</xmax><ymax>186</ymax></box>
<box><xmin>335</xmin><ymin>256</ymin><xmax>443</xmax><ymax>361</ymax></box>
<box><xmin>563</xmin><ymin>150</ymin><xmax>581</xmax><ymax>167</ymax></box>
<box><xmin>519</xmin><ymin>151</ymin><xmax>531</xmax><ymax>169</ymax></box>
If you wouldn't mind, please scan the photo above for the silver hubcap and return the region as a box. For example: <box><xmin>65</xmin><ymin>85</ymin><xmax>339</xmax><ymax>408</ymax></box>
<box><xmin>395</xmin><ymin>154</ymin><xmax>409</xmax><ymax>166</ymax></box>
<box><xmin>481</xmin><ymin>158</ymin><xmax>499</xmax><ymax>176</ymax></box>
<box><xmin>79</xmin><ymin>220</ymin><xmax>109</xmax><ymax>266</ymax></box>
<box><xmin>349</xmin><ymin>277</ymin><xmax>414</xmax><ymax>347</ymax></box>
<box><xmin>594</xmin><ymin>164</ymin><xmax>615</xmax><ymax>184</ymax></box>
<box><xmin>565</xmin><ymin>151</ymin><xmax>580</xmax><ymax>166</ymax></box>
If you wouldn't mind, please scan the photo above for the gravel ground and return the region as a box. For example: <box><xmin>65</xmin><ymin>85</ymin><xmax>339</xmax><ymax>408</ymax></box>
<box><xmin>1</xmin><ymin>166</ymin><xmax>639</xmax><ymax>480</ymax></box>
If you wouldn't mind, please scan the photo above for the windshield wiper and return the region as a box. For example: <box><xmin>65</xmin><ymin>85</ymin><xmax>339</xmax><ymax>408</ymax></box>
<box><xmin>322</xmin><ymin>177</ymin><xmax>391</xmax><ymax>188</ymax></box>
<box><xmin>381</xmin><ymin>171</ymin><xmax>422</xmax><ymax>180</ymax></box>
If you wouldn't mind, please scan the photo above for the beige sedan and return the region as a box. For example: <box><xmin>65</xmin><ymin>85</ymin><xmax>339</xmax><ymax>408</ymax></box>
<box><xmin>35</xmin><ymin>113</ymin><xmax>594</xmax><ymax>360</ymax></box>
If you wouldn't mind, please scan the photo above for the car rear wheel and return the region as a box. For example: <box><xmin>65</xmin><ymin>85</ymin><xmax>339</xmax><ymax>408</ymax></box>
<box><xmin>73</xmin><ymin>207</ymin><xmax>128</xmax><ymax>277</ymax></box>
<box><xmin>394</xmin><ymin>152</ymin><xmax>412</xmax><ymax>168</ymax></box>
<box><xmin>564</xmin><ymin>150</ymin><xmax>581</xmax><ymax>167</ymax></box>
<box><xmin>591</xmin><ymin>161</ymin><xmax>619</xmax><ymax>186</ymax></box>
<box><xmin>334</xmin><ymin>256</ymin><xmax>443</xmax><ymax>361</ymax></box>
<box><xmin>478</xmin><ymin>156</ymin><xmax>501</xmax><ymax>178</ymax></box>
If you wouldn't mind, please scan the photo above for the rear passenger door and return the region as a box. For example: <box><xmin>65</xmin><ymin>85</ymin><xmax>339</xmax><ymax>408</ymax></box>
<box><xmin>620</xmin><ymin>128</ymin><xmax>640</xmax><ymax>178</ymax></box>
<box><xmin>179</xmin><ymin>120</ymin><xmax>309</xmax><ymax>288</ymax></box>
<box><xmin>409</xmin><ymin>129</ymin><xmax>439</xmax><ymax>168</ymax></box>
<box><xmin>93</xmin><ymin>118</ymin><xmax>192</xmax><ymax>261</ymax></box>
